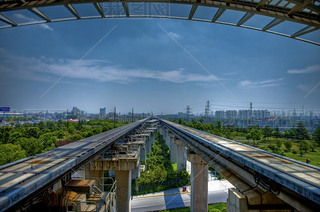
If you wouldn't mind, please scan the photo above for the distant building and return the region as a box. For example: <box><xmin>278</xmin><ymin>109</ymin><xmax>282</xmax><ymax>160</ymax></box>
<box><xmin>226</xmin><ymin>110</ymin><xmax>237</xmax><ymax>120</ymax></box>
<box><xmin>100</xmin><ymin>107</ymin><xmax>106</xmax><ymax>116</ymax></box>
<box><xmin>71</xmin><ymin>107</ymin><xmax>80</xmax><ymax>116</ymax></box>
<box><xmin>215</xmin><ymin>111</ymin><xmax>226</xmax><ymax>120</ymax></box>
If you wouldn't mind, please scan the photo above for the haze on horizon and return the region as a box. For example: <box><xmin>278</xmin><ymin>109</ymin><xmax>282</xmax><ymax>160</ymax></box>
<box><xmin>1</xmin><ymin>17</ymin><xmax>320</xmax><ymax>114</ymax></box>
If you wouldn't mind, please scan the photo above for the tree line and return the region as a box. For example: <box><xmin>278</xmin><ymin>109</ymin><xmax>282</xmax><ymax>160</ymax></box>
<box><xmin>0</xmin><ymin>120</ymin><xmax>127</xmax><ymax>166</ymax></box>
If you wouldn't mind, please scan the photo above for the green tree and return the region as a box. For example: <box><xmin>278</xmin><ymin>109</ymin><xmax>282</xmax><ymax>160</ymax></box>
<box><xmin>39</xmin><ymin>133</ymin><xmax>57</xmax><ymax>151</ymax></box>
<box><xmin>0</xmin><ymin>126</ymin><xmax>11</xmax><ymax>144</ymax></box>
<box><xmin>295</xmin><ymin>122</ymin><xmax>310</xmax><ymax>140</ymax></box>
<box><xmin>56</xmin><ymin>130</ymin><xmax>65</xmax><ymax>139</ymax></box>
<box><xmin>68</xmin><ymin>125</ymin><xmax>76</xmax><ymax>134</ymax></box>
<box><xmin>0</xmin><ymin>144</ymin><xmax>27</xmax><ymax>165</ymax></box>
<box><xmin>70</xmin><ymin>134</ymin><xmax>83</xmax><ymax>142</ymax></box>
<box><xmin>273</xmin><ymin>127</ymin><xmax>281</xmax><ymax>139</ymax></box>
<box><xmin>8</xmin><ymin>130</ymin><xmax>22</xmax><ymax>143</ymax></box>
<box><xmin>247</xmin><ymin>128</ymin><xmax>262</xmax><ymax>141</ymax></box>
<box><xmin>23</xmin><ymin>127</ymin><xmax>41</xmax><ymax>138</ymax></box>
<box><xmin>216</xmin><ymin>120</ymin><xmax>223</xmax><ymax>133</ymax></box>
<box><xmin>284</xmin><ymin>140</ymin><xmax>292</xmax><ymax>152</ymax></box>
<box><xmin>313</xmin><ymin>126</ymin><xmax>320</xmax><ymax>145</ymax></box>
<box><xmin>262</xmin><ymin>125</ymin><xmax>272</xmax><ymax>140</ymax></box>
<box><xmin>276</xmin><ymin>140</ymin><xmax>282</xmax><ymax>149</ymax></box>
<box><xmin>17</xmin><ymin>137</ymin><xmax>43</xmax><ymax>156</ymax></box>
<box><xmin>299</xmin><ymin>140</ymin><xmax>310</xmax><ymax>156</ymax></box>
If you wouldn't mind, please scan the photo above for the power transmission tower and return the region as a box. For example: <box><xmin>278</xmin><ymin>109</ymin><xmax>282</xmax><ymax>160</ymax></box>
<box><xmin>113</xmin><ymin>107</ymin><xmax>116</xmax><ymax>128</ymax></box>
<box><xmin>205</xmin><ymin>100</ymin><xmax>210</xmax><ymax>119</ymax></box>
<box><xmin>132</xmin><ymin>108</ymin><xmax>134</xmax><ymax>122</ymax></box>
<box><xmin>186</xmin><ymin>105</ymin><xmax>191</xmax><ymax>122</ymax></box>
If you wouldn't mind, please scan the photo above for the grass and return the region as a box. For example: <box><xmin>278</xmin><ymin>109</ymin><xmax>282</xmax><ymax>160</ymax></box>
<box><xmin>162</xmin><ymin>203</ymin><xmax>227</xmax><ymax>212</ymax></box>
<box><xmin>285</xmin><ymin>151</ymin><xmax>320</xmax><ymax>167</ymax></box>
<box><xmin>235</xmin><ymin>138</ymin><xmax>320</xmax><ymax>167</ymax></box>
<box><xmin>172</xmin><ymin>163</ymin><xmax>177</xmax><ymax>172</ymax></box>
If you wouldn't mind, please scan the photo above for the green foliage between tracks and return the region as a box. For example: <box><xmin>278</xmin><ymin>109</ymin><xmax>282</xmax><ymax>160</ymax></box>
<box><xmin>132</xmin><ymin>132</ymin><xmax>190</xmax><ymax>195</ymax></box>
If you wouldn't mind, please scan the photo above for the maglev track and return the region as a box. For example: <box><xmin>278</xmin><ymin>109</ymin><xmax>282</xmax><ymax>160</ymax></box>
<box><xmin>0</xmin><ymin>119</ymin><xmax>147</xmax><ymax>211</ymax></box>
<box><xmin>160</xmin><ymin>119</ymin><xmax>320</xmax><ymax>211</ymax></box>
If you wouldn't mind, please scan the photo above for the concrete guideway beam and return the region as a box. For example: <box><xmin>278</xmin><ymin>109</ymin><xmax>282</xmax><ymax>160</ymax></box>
<box><xmin>161</xmin><ymin>120</ymin><xmax>318</xmax><ymax>212</ymax></box>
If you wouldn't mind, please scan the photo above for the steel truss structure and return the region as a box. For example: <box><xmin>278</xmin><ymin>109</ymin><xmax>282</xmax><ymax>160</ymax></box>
<box><xmin>0</xmin><ymin>0</ymin><xmax>319</xmax><ymax>45</ymax></box>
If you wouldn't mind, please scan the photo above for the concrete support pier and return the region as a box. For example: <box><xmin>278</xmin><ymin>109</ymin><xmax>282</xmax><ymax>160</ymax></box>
<box><xmin>85</xmin><ymin>147</ymin><xmax>139</xmax><ymax>212</ymax></box>
<box><xmin>164</xmin><ymin>129</ymin><xmax>171</xmax><ymax>147</ymax></box>
<box><xmin>188</xmin><ymin>152</ymin><xmax>208</xmax><ymax>212</ymax></box>
<box><xmin>85</xmin><ymin>170</ymin><xmax>104</xmax><ymax>190</ymax></box>
<box><xmin>115</xmin><ymin>170</ymin><xmax>132</xmax><ymax>212</ymax></box>
<box><xmin>170</xmin><ymin>134</ymin><xmax>178</xmax><ymax>163</ymax></box>
<box><xmin>227</xmin><ymin>187</ymin><xmax>294</xmax><ymax>212</ymax></box>
<box><xmin>174</xmin><ymin>139</ymin><xmax>187</xmax><ymax>173</ymax></box>
<box><xmin>140</xmin><ymin>145</ymin><xmax>146</xmax><ymax>163</ymax></box>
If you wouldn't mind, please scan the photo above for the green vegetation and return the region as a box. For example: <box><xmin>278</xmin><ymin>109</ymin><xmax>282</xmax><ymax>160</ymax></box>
<box><xmin>163</xmin><ymin>203</ymin><xmax>227</xmax><ymax>212</ymax></box>
<box><xmin>0</xmin><ymin>119</ymin><xmax>128</xmax><ymax>166</ymax></box>
<box><xmin>133</xmin><ymin>132</ymin><xmax>190</xmax><ymax>195</ymax></box>
<box><xmin>175</xmin><ymin>119</ymin><xmax>320</xmax><ymax>167</ymax></box>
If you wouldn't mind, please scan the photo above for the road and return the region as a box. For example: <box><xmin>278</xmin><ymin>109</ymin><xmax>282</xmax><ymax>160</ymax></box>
<box><xmin>131</xmin><ymin>180</ymin><xmax>234</xmax><ymax>212</ymax></box>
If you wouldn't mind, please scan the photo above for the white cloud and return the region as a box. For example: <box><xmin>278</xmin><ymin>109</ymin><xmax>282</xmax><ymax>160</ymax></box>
<box><xmin>168</xmin><ymin>32</ymin><xmax>181</xmax><ymax>40</ymax></box>
<box><xmin>287</xmin><ymin>64</ymin><xmax>320</xmax><ymax>74</ymax></box>
<box><xmin>296</xmin><ymin>84</ymin><xmax>312</xmax><ymax>92</ymax></box>
<box><xmin>12</xmin><ymin>13</ymin><xmax>53</xmax><ymax>31</ymax></box>
<box><xmin>239</xmin><ymin>78</ymin><xmax>283</xmax><ymax>88</ymax></box>
<box><xmin>0</xmin><ymin>49</ymin><xmax>217</xmax><ymax>84</ymax></box>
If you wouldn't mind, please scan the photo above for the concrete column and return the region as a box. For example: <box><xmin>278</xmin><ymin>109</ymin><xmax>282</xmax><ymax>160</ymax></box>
<box><xmin>174</xmin><ymin>139</ymin><xmax>187</xmax><ymax>173</ymax></box>
<box><xmin>188</xmin><ymin>152</ymin><xmax>208</xmax><ymax>212</ymax></box>
<box><xmin>149</xmin><ymin>132</ymin><xmax>155</xmax><ymax>145</ymax></box>
<box><xmin>85</xmin><ymin>169</ymin><xmax>104</xmax><ymax>190</ymax></box>
<box><xmin>140</xmin><ymin>145</ymin><xmax>146</xmax><ymax>163</ymax></box>
<box><xmin>227</xmin><ymin>188</ymin><xmax>248</xmax><ymax>212</ymax></box>
<box><xmin>131</xmin><ymin>162</ymin><xmax>140</xmax><ymax>179</ymax></box>
<box><xmin>165</xmin><ymin>130</ymin><xmax>170</xmax><ymax>147</ymax></box>
<box><xmin>146</xmin><ymin>138</ymin><xmax>151</xmax><ymax>153</ymax></box>
<box><xmin>170</xmin><ymin>135</ymin><xmax>178</xmax><ymax>163</ymax></box>
<box><xmin>115</xmin><ymin>170</ymin><xmax>132</xmax><ymax>212</ymax></box>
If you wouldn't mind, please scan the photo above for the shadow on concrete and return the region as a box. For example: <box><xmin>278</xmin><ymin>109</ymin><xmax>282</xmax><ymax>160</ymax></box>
<box><xmin>163</xmin><ymin>187</ymin><xmax>186</xmax><ymax>210</ymax></box>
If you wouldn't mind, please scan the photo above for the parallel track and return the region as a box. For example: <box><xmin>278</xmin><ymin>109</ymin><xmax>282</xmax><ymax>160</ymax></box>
<box><xmin>160</xmin><ymin>119</ymin><xmax>320</xmax><ymax>208</ymax></box>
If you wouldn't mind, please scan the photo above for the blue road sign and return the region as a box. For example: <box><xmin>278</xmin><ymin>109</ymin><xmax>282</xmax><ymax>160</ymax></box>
<box><xmin>0</xmin><ymin>107</ymin><xmax>10</xmax><ymax>112</ymax></box>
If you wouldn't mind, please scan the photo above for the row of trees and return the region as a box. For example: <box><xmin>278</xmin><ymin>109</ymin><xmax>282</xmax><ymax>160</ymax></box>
<box><xmin>177</xmin><ymin>118</ymin><xmax>320</xmax><ymax>144</ymax></box>
<box><xmin>0</xmin><ymin>120</ymin><xmax>127</xmax><ymax>166</ymax></box>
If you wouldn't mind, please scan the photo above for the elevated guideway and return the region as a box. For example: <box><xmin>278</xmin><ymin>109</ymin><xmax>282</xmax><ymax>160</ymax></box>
<box><xmin>0</xmin><ymin>118</ymin><xmax>148</xmax><ymax>211</ymax></box>
<box><xmin>159</xmin><ymin>118</ymin><xmax>320</xmax><ymax>212</ymax></box>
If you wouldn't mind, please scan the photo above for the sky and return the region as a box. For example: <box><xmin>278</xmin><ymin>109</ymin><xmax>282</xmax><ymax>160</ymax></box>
<box><xmin>0</xmin><ymin>5</ymin><xmax>320</xmax><ymax>115</ymax></box>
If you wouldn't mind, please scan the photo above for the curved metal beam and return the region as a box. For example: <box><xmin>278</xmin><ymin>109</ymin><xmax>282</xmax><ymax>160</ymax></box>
<box><xmin>0</xmin><ymin>0</ymin><xmax>319</xmax><ymax>46</ymax></box>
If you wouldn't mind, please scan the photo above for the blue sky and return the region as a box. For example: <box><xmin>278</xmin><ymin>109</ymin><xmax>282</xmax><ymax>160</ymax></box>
<box><xmin>0</xmin><ymin>15</ymin><xmax>320</xmax><ymax>114</ymax></box>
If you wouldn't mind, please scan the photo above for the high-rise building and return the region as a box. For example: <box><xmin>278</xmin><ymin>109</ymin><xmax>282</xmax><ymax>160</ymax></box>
<box><xmin>100</xmin><ymin>107</ymin><xmax>106</xmax><ymax>115</ymax></box>
<box><xmin>71</xmin><ymin>107</ymin><xmax>80</xmax><ymax>116</ymax></box>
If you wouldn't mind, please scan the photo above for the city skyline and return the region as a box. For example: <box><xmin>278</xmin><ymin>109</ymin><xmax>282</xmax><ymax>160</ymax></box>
<box><xmin>1</xmin><ymin>18</ymin><xmax>320</xmax><ymax>114</ymax></box>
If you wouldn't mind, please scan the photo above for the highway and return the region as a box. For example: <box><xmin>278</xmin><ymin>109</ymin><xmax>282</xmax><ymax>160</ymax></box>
<box><xmin>131</xmin><ymin>180</ymin><xmax>234</xmax><ymax>212</ymax></box>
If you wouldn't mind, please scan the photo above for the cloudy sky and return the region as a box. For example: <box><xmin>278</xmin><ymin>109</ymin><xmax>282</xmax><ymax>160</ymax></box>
<box><xmin>0</xmin><ymin>6</ymin><xmax>320</xmax><ymax>114</ymax></box>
